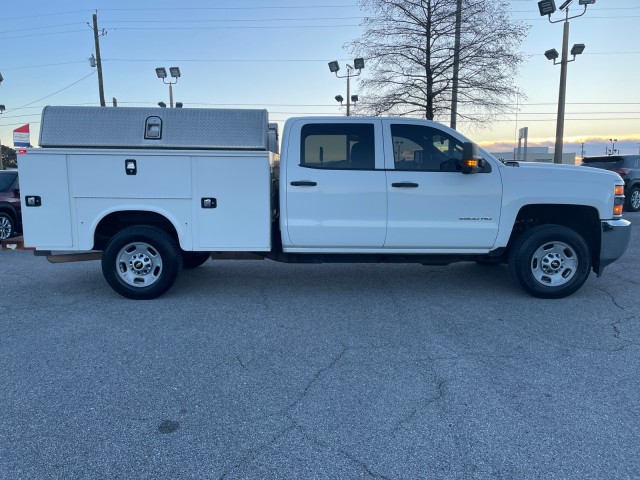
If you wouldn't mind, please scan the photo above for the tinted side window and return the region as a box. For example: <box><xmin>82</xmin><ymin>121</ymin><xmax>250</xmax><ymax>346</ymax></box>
<box><xmin>301</xmin><ymin>123</ymin><xmax>375</xmax><ymax>170</ymax></box>
<box><xmin>391</xmin><ymin>124</ymin><xmax>464</xmax><ymax>172</ymax></box>
<box><xmin>0</xmin><ymin>173</ymin><xmax>17</xmax><ymax>192</ymax></box>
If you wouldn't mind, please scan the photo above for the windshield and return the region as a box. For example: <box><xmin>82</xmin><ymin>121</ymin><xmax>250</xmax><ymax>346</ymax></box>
<box><xmin>0</xmin><ymin>172</ymin><xmax>17</xmax><ymax>192</ymax></box>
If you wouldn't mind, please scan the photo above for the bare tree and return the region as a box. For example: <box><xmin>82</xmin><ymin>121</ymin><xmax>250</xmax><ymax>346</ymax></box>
<box><xmin>347</xmin><ymin>0</ymin><xmax>529</xmax><ymax>127</ymax></box>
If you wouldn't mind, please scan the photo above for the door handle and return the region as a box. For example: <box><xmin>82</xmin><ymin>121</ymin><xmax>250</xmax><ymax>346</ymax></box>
<box><xmin>290</xmin><ymin>181</ymin><xmax>317</xmax><ymax>187</ymax></box>
<box><xmin>391</xmin><ymin>182</ymin><xmax>419</xmax><ymax>188</ymax></box>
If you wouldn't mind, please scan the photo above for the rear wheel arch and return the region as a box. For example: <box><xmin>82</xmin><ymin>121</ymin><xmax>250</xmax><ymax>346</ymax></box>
<box><xmin>93</xmin><ymin>210</ymin><xmax>181</xmax><ymax>250</ymax></box>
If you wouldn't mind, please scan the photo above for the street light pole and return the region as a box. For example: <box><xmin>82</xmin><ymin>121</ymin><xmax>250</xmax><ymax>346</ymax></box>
<box><xmin>538</xmin><ymin>0</ymin><xmax>595</xmax><ymax>164</ymax></box>
<box><xmin>0</xmin><ymin>105</ymin><xmax>4</xmax><ymax>171</ymax></box>
<box><xmin>554</xmin><ymin>18</ymin><xmax>570</xmax><ymax>165</ymax></box>
<box><xmin>155</xmin><ymin>67</ymin><xmax>181</xmax><ymax>108</ymax></box>
<box><xmin>328</xmin><ymin>58</ymin><xmax>364</xmax><ymax>116</ymax></box>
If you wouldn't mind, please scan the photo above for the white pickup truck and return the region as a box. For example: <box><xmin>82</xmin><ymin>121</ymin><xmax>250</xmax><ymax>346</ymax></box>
<box><xmin>18</xmin><ymin>106</ymin><xmax>630</xmax><ymax>299</ymax></box>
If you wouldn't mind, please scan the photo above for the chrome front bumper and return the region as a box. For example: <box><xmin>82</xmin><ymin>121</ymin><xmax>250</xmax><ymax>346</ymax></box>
<box><xmin>597</xmin><ymin>219</ymin><xmax>632</xmax><ymax>276</ymax></box>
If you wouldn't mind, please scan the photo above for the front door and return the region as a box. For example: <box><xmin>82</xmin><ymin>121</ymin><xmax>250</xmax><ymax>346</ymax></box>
<box><xmin>384</xmin><ymin>122</ymin><xmax>503</xmax><ymax>249</ymax></box>
<box><xmin>284</xmin><ymin>120</ymin><xmax>387</xmax><ymax>248</ymax></box>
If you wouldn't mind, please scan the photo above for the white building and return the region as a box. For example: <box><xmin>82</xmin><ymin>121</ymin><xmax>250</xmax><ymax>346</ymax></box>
<box><xmin>489</xmin><ymin>146</ymin><xmax>576</xmax><ymax>165</ymax></box>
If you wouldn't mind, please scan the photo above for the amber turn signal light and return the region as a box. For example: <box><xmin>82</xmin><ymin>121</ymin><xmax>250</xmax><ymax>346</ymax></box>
<box><xmin>613</xmin><ymin>204</ymin><xmax>623</xmax><ymax>216</ymax></box>
<box><xmin>614</xmin><ymin>185</ymin><xmax>624</xmax><ymax>196</ymax></box>
<box><xmin>463</xmin><ymin>159</ymin><xmax>478</xmax><ymax>168</ymax></box>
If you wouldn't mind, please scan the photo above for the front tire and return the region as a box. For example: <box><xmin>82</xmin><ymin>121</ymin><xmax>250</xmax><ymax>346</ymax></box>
<box><xmin>508</xmin><ymin>225</ymin><xmax>591</xmax><ymax>299</ymax></box>
<box><xmin>625</xmin><ymin>186</ymin><xmax>640</xmax><ymax>212</ymax></box>
<box><xmin>101</xmin><ymin>226</ymin><xmax>182</xmax><ymax>299</ymax></box>
<box><xmin>0</xmin><ymin>212</ymin><xmax>15</xmax><ymax>240</ymax></box>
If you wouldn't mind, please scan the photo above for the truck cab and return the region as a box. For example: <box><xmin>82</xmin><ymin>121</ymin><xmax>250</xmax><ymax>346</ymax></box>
<box><xmin>281</xmin><ymin>117</ymin><xmax>501</xmax><ymax>252</ymax></box>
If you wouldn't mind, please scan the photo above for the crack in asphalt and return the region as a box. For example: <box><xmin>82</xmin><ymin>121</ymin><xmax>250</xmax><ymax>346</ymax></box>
<box><xmin>592</xmin><ymin>285</ymin><xmax>640</xmax><ymax>348</ymax></box>
<box><xmin>390</xmin><ymin>378</ymin><xmax>447</xmax><ymax>435</ymax></box>
<box><xmin>295</xmin><ymin>424</ymin><xmax>394</xmax><ymax>480</ymax></box>
<box><xmin>215</xmin><ymin>343</ymin><xmax>393</xmax><ymax>479</ymax></box>
<box><xmin>217</xmin><ymin>420</ymin><xmax>296</xmax><ymax>480</ymax></box>
<box><xmin>284</xmin><ymin>345</ymin><xmax>348</xmax><ymax>413</ymax></box>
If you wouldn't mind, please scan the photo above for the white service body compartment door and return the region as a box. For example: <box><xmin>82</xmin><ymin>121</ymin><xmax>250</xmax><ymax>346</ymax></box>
<box><xmin>193</xmin><ymin>154</ymin><xmax>271</xmax><ymax>250</ymax></box>
<box><xmin>19</xmin><ymin>152</ymin><xmax>73</xmax><ymax>249</ymax></box>
<box><xmin>69</xmin><ymin>153</ymin><xmax>190</xmax><ymax>198</ymax></box>
<box><xmin>283</xmin><ymin>119</ymin><xmax>387</xmax><ymax>248</ymax></box>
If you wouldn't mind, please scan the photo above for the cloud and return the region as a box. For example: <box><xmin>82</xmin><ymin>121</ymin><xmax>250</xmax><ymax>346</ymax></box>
<box><xmin>479</xmin><ymin>135</ymin><xmax>640</xmax><ymax>156</ymax></box>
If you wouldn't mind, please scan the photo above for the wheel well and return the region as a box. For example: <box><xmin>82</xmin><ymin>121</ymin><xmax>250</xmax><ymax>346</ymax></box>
<box><xmin>509</xmin><ymin>204</ymin><xmax>601</xmax><ymax>266</ymax></box>
<box><xmin>93</xmin><ymin>210</ymin><xmax>179</xmax><ymax>250</ymax></box>
<box><xmin>0</xmin><ymin>205</ymin><xmax>17</xmax><ymax>223</ymax></box>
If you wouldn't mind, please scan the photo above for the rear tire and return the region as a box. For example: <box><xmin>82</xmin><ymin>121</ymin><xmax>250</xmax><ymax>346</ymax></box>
<box><xmin>508</xmin><ymin>225</ymin><xmax>591</xmax><ymax>299</ymax></box>
<box><xmin>101</xmin><ymin>226</ymin><xmax>182</xmax><ymax>299</ymax></box>
<box><xmin>0</xmin><ymin>212</ymin><xmax>15</xmax><ymax>240</ymax></box>
<box><xmin>625</xmin><ymin>186</ymin><xmax>640</xmax><ymax>212</ymax></box>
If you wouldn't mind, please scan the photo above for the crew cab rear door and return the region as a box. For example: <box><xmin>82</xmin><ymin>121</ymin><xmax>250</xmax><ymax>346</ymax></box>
<box><xmin>283</xmin><ymin>119</ymin><xmax>387</xmax><ymax>248</ymax></box>
<box><xmin>383</xmin><ymin>120</ymin><xmax>502</xmax><ymax>249</ymax></box>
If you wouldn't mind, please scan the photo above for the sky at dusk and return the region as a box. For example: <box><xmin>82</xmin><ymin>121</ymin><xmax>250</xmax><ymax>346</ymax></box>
<box><xmin>1</xmin><ymin>0</ymin><xmax>638</xmax><ymax>158</ymax></box>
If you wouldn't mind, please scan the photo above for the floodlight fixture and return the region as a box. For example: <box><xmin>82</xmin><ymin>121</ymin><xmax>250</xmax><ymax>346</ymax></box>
<box><xmin>329</xmin><ymin>56</ymin><xmax>364</xmax><ymax>116</ymax></box>
<box><xmin>335</xmin><ymin>95</ymin><xmax>344</xmax><ymax>103</ymax></box>
<box><xmin>578</xmin><ymin>0</ymin><xmax>595</xmax><ymax>4</ymax></box>
<box><xmin>538</xmin><ymin>0</ymin><xmax>556</xmax><ymax>16</ymax></box>
<box><xmin>169</xmin><ymin>67</ymin><xmax>181</xmax><ymax>78</ymax></box>
<box><xmin>544</xmin><ymin>48</ymin><xmax>559</xmax><ymax>61</ymax></box>
<box><xmin>155</xmin><ymin>67</ymin><xmax>168</xmax><ymax>79</ymax></box>
<box><xmin>158</xmin><ymin>102</ymin><xmax>167</xmax><ymax>108</ymax></box>
<box><xmin>570</xmin><ymin>43</ymin><xmax>585</xmax><ymax>56</ymax></box>
<box><xmin>559</xmin><ymin>0</ymin><xmax>573</xmax><ymax>11</ymax></box>
<box><xmin>351</xmin><ymin>95</ymin><xmax>359</xmax><ymax>103</ymax></box>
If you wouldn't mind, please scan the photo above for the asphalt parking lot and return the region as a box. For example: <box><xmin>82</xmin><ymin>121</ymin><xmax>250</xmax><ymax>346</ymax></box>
<box><xmin>1</xmin><ymin>212</ymin><xmax>638</xmax><ymax>479</ymax></box>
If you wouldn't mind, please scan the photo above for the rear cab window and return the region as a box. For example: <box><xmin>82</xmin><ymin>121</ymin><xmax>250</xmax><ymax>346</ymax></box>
<box><xmin>300</xmin><ymin>123</ymin><xmax>375</xmax><ymax>170</ymax></box>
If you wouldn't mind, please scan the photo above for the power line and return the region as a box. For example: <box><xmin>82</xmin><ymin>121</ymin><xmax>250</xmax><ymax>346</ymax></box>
<box><xmin>2</xmin><ymin>10</ymin><xmax>89</xmax><ymax>21</ymax></box>
<box><xmin>104</xmin><ymin>24</ymin><xmax>362</xmax><ymax>31</ymax></box>
<box><xmin>5</xmin><ymin>71</ymin><xmax>96</xmax><ymax>113</ymax></box>
<box><xmin>0</xmin><ymin>30</ymin><xmax>86</xmax><ymax>40</ymax></box>
<box><xmin>100</xmin><ymin>5</ymin><xmax>359</xmax><ymax>11</ymax></box>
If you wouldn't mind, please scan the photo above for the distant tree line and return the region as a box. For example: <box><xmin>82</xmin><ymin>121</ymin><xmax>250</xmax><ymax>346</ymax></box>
<box><xmin>1</xmin><ymin>145</ymin><xmax>17</xmax><ymax>169</ymax></box>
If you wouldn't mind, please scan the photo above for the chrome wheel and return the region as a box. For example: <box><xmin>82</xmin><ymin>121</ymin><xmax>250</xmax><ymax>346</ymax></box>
<box><xmin>530</xmin><ymin>241</ymin><xmax>577</xmax><ymax>287</ymax></box>
<box><xmin>0</xmin><ymin>214</ymin><xmax>14</xmax><ymax>240</ymax></box>
<box><xmin>630</xmin><ymin>189</ymin><xmax>640</xmax><ymax>211</ymax></box>
<box><xmin>116</xmin><ymin>241</ymin><xmax>164</xmax><ymax>288</ymax></box>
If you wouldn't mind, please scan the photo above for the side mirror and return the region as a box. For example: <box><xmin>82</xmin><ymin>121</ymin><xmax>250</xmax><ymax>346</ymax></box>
<box><xmin>461</xmin><ymin>142</ymin><xmax>484</xmax><ymax>174</ymax></box>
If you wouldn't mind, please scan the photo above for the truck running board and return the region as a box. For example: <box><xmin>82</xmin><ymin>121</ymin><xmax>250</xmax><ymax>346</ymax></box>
<box><xmin>46</xmin><ymin>252</ymin><xmax>103</xmax><ymax>263</ymax></box>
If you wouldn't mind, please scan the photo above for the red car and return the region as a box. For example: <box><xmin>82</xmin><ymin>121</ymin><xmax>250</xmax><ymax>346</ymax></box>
<box><xmin>0</xmin><ymin>170</ymin><xmax>21</xmax><ymax>240</ymax></box>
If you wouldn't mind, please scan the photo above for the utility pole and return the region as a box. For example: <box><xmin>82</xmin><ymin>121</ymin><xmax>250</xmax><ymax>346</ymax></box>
<box><xmin>450</xmin><ymin>0</ymin><xmax>462</xmax><ymax>130</ymax></box>
<box><xmin>91</xmin><ymin>12</ymin><xmax>106</xmax><ymax>107</ymax></box>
